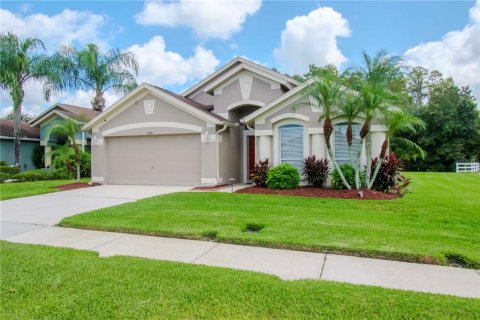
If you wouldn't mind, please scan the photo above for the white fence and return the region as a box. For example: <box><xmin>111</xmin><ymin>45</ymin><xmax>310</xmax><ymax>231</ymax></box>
<box><xmin>456</xmin><ymin>162</ymin><xmax>480</xmax><ymax>173</ymax></box>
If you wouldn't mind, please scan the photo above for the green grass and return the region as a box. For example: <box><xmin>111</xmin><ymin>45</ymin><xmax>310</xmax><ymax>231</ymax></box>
<box><xmin>1</xmin><ymin>242</ymin><xmax>478</xmax><ymax>319</ymax></box>
<box><xmin>0</xmin><ymin>178</ymin><xmax>90</xmax><ymax>200</ymax></box>
<box><xmin>61</xmin><ymin>172</ymin><xmax>480</xmax><ymax>268</ymax></box>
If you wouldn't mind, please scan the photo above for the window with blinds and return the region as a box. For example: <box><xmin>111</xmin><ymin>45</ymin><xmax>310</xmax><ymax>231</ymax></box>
<box><xmin>279</xmin><ymin>124</ymin><xmax>304</xmax><ymax>171</ymax></box>
<box><xmin>334</xmin><ymin>123</ymin><xmax>361</xmax><ymax>165</ymax></box>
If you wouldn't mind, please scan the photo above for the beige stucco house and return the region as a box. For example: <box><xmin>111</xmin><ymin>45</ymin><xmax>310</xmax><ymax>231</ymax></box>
<box><xmin>83</xmin><ymin>57</ymin><xmax>386</xmax><ymax>186</ymax></box>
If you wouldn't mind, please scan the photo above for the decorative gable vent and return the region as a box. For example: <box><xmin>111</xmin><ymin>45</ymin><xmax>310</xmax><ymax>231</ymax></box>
<box><xmin>239</xmin><ymin>74</ymin><xmax>253</xmax><ymax>100</ymax></box>
<box><xmin>144</xmin><ymin>100</ymin><xmax>155</xmax><ymax>115</ymax></box>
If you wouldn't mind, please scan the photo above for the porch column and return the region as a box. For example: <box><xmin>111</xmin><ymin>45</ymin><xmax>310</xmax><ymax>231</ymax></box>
<box><xmin>258</xmin><ymin>135</ymin><xmax>272</xmax><ymax>161</ymax></box>
<box><xmin>311</xmin><ymin>133</ymin><xmax>326</xmax><ymax>159</ymax></box>
<box><xmin>44</xmin><ymin>146</ymin><xmax>52</xmax><ymax>168</ymax></box>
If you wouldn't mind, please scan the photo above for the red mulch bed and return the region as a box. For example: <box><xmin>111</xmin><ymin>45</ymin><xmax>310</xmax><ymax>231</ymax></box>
<box><xmin>192</xmin><ymin>184</ymin><xmax>229</xmax><ymax>191</ymax></box>
<box><xmin>236</xmin><ymin>186</ymin><xmax>399</xmax><ymax>200</ymax></box>
<box><xmin>56</xmin><ymin>182</ymin><xmax>99</xmax><ymax>191</ymax></box>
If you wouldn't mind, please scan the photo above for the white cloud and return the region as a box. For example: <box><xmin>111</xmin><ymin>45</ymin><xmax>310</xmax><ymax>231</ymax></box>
<box><xmin>128</xmin><ymin>36</ymin><xmax>220</xmax><ymax>86</ymax></box>
<box><xmin>274</xmin><ymin>7</ymin><xmax>351</xmax><ymax>75</ymax></box>
<box><xmin>404</xmin><ymin>0</ymin><xmax>480</xmax><ymax>100</ymax></box>
<box><xmin>135</xmin><ymin>0</ymin><xmax>261</xmax><ymax>40</ymax></box>
<box><xmin>0</xmin><ymin>8</ymin><xmax>108</xmax><ymax>50</ymax></box>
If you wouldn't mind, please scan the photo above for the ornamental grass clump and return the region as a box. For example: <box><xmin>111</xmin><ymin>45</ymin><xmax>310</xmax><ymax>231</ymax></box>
<box><xmin>266</xmin><ymin>163</ymin><xmax>300</xmax><ymax>190</ymax></box>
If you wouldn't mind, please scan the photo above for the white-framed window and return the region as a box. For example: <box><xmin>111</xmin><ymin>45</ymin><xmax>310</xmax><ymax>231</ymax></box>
<box><xmin>279</xmin><ymin>124</ymin><xmax>304</xmax><ymax>171</ymax></box>
<box><xmin>334</xmin><ymin>123</ymin><xmax>361</xmax><ymax>165</ymax></box>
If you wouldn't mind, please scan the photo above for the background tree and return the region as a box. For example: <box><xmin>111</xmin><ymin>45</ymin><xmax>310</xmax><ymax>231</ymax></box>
<box><xmin>3</xmin><ymin>110</ymin><xmax>35</xmax><ymax>122</ymax></box>
<box><xmin>0</xmin><ymin>33</ymin><xmax>52</xmax><ymax>166</ymax></box>
<box><xmin>46</xmin><ymin>118</ymin><xmax>83</xmax><ymax>181</ymax></box>
<box><xmin>46</xmin><ymin>43</ymin><xmax>139</xmax><ymax>113</ymax></box>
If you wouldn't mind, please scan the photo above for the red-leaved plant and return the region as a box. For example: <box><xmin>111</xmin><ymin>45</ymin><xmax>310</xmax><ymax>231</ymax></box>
<box><xmin>370</xmin><ymin>153</ymin><xmax>410</xmax><ymax>195</ymax></box>
<box><xmin>250</xmin><ymin>158</ymin><xmax>271</xmax><ymax>187</ymax></box>
<box><xmin>302</xmin><ymin>155</ymin><xmax>330</xmax><ymax>187</ymax></box>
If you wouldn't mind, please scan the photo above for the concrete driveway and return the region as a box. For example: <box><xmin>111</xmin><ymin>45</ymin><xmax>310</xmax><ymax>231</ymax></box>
<box><xmin>0</xmin><ymin>185</ymin><xmax>190</xmax><ymax>237</ymax></box>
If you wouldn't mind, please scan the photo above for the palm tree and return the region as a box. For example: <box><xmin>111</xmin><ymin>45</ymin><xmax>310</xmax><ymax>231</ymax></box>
<box><xmin>45</xmin><ymin>44</ymin><xmax>139</xmax><ymax>113</ymax></box>
<box><xmin>0</xmin><ymin>33</ymin><xmax>52</xmax><ymax>166</ymax></box>
<box><xmin>299</xmin><ymin>69</ymin><xmax>351</xmax><ymax>189</ymax></box>
<box><xmin>368</xmin><ymin>110</ymin><xmax>426</xmax><ymax>189</ymax></box>
<box><xmin>46</xmin><ymin>118</ymin><xmax>83</xmax><ymax>181</ymax></box>
<box><xmin>354</xmin><ymin>50</ymin><xmax>406</xmax><ymax>184</ymax></box>
<box><xmin>338</xmin><ymin>93</ymin><xmax>362</xmax><ymax>189</ymax></box>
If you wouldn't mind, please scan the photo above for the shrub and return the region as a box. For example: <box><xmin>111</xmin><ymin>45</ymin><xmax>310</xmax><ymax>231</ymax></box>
<box><xmin>250</xmin><ymin>158</ymin><xmax>271</xmax><ymax>187</ymax></box>
<box><xmin>0</xmin><ymin>160</ymin><xmax>9</xmax><ymax>166</ymax></box>
<box><xmin>370</xmin><ymin>154</ymin><xmax>411</xmax><ymax>195</ymax></box>
<box><xmin>53</xmin><ymin>150</ymin><xmax>91</xmax><ymax>178</ymax></box>
<box><xmin>302</xmin><ymin>155</ymin><xmax>329</xmax><ymax>187</ymax></box>
<box><xmin>0</xmin><ymin>172</ymin><xmax>10</xmax><ymax>183</ymax></box>
<box><xmin>0</xmin><ymin>165</ymin><xmax>20</xmax><ymax>177</ymax></box>
<box><xmin>13</xmin><ymin>169</ymin><xmax>71</xmax><ymax>182</ymax></box>
<box><xmin>32</xmin><ymin>145</ymin><xmax>45</xmax><ymax>169</ymax></box>
<box><xmin>332</xmin><ymin>163</ymin><xmax>366</xmax><ymax>189</ymax></box>
<box><xmin>266</xmin><ymin>163</ymin><xmax>300</xmax><ymax>190</ymax></box>
<box><xmin>243</xmin><ymin>223</ymin><xmax>265</xmax><ymax>233</ymax></box>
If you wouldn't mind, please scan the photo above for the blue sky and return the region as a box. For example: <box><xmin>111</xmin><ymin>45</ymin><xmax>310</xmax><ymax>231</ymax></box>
<box><xmin>1</xmin><ymin>0</ymin><xmax>479</xmax><ymax>115</ymax></box>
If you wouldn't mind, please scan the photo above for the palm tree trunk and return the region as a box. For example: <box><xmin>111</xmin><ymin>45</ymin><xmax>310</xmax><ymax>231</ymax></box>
<box><xmin>368</xmin><ymin>139</ymin><xmax>388</xmax><ymax>189</ymax></box>
<box><xmin>365</xmin><ymin>136</ymin><xmax>372</xmax><ymax>185</ymax></box>
<box><xmin>324</xmin><ymin>117</ymin><xmax>351</xmax><ymax>189</ymax></box>
<box><xmin>76</xmin><ymin>164</ymin><xmax>80</xmax><ymax>182</ymax></box>
<box><xmin>13</xmin><ymin>90</ymin><xmax>24</xmax><ymax>167</ymax></box>
<box><xmin>348</xmin><ymin>144</ymin><xmax>360</xmax><ymax>190</ymax></box>
<box><xmin>92</xmin><ymin>90</ymin><xmax>105</xmax><ymax>113</ymax></box>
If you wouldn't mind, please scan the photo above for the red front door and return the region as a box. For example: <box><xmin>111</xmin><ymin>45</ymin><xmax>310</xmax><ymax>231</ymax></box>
<box><xmin>248</xmin><ymin>135</ymin><xmax>256</xmax><ymax>177</ymax></box>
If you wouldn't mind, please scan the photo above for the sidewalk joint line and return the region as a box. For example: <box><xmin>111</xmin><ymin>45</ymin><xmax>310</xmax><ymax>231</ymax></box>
<box><xmin>319</xmin><ymin>254</ymin><xmax>328</xmax><ymax>279</ymax></box>
<box><xmin>90</xmin><ymin>234</ymin><xmax>129</xmax><ymax>251</ymax></box>
<box><xmin>1</xmin><ymin>221</ymin><xmax>49</xmax><ymax>227</ymax></box>
<box><xmin>191</xmin><ymin>243</ymin><xmax>220</xmax><ymax>263</ymax></box>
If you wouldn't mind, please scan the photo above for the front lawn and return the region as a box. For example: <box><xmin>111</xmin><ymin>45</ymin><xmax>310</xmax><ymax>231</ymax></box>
<box><xmin>1</xmin><ymin>242</ymin><xmax>478</xmax><ymax>319</ymax></box>
<box><xmin>0</xmin><ymin>178</ymin><xmax>90</xmax><ymax>200</ymax></box>
<box><xmin>60</xmin><ymin>172</ymin><xmax>480</xmax><ymax>267</ymax></box>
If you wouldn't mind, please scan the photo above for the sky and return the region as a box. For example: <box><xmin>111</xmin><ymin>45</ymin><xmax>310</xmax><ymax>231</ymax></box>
<box><xmin>1</xmin><ymin>0</ymin><xmax>479</xmax><ymax>117</ymax></box>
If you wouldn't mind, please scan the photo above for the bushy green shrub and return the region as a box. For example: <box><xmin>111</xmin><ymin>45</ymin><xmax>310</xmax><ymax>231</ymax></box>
<box><xmin>53</xmin><ymin>150</ymin><xmax>91</xmax><ymax>178</ymax></box>
<box><xmin>13</xmin><ymin>169</ymin><xmax>71</xmax><ymax>182</ymax></box>
<box><xmin>302</xmin><ymin>155</ymin><xmax>329</xmax><ymax>187</ymax></box>
<box><xmin>332</xmin><ymin>163</ymin><xmax>365</xmax><ymax>189</ymax></box>
<box><xmin>0</xmin><ymin>160</ymin><xmax>9</xmax><ymax>166</ymax></box>
<box><xmin>0</xmin><ymin>165</ymin><xmax>20</xmax><ymax>177</ymax></box>
<box><xmin>250</xmin><ymin>158</ymin><xmax>271</xmax><ymax>187</ymax></box>
<box><xmin>0</xmin><ymin>172</ymin><xmax>10</xmax><ymax>183</ymax></box>
<box><xmin>32</xmin><ymin>145</ymin><xmax>45</xmax><ymax>169</ymax></box>
<box><xmin>266</xmin><ymin>163</ymin><xmax>300</xmax><ymax>190</ymax></box>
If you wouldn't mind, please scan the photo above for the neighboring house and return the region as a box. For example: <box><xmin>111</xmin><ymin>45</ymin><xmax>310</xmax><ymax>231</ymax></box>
<box><xmin>29</xmin><ymin>104</ymin><xmax>97</xmax><ymax>167</ymax></box>
<box><xmin>0</xmin><ymin>119</ymin><xmax>40</xmax><ymax>170</ymax></box>
<box><xmin>83</xmin><ymin>57</ymin><xmax>386</xmax><ymax>186</ymax></box>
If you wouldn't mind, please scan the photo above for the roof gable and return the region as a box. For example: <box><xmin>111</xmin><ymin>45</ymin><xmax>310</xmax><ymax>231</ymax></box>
<box><xmin>182</xmin><ymin>57</ymin><xmax>300</xmax><ymax>98</ymax></box>
<box><xmin>29</xmin><ymin>103</ymin><xmax>95</xmax><ymax>127</ymax></box>
<box><xmin>82</xmin><ymin>83</ymin><xmax>233</xmax><ymax>131</ymax></box>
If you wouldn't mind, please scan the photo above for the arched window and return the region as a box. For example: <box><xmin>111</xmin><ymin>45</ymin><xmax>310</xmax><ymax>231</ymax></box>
<box><xmin>279</xmin><ymin>124</ymin><xmax>304</xmax><ymax>171</ymax></box>
<box><xmin>334</xmin><ymin>123</ymin><xmax>361</xmax><ymax>165</ymax></box>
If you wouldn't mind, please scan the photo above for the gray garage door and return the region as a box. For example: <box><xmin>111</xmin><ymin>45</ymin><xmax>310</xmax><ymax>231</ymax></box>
<box><xmin>107</xmin><ymin>134</ymin><xmax>201</xmax><ymax>185</ymax></box>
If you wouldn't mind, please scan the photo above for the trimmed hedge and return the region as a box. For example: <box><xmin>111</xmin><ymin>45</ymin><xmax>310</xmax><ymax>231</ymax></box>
<box><xmin>13</xmin><ymin>169</ymin><xmax>71</xmax><ymax>182</ymax></box>
<box><xmin>0</xmin><ymin>172</ymin><xmax>10</xmax><ymax>183</ymax></box>
<box><xmin>0</xmin><ymin>165</ymin><xmax>20</xmax><ymax>177</ymax></box>
<box><xmin>266</xmin><ymin>163</ymin><xmax>300</xmax><ymax>190</ymax></box>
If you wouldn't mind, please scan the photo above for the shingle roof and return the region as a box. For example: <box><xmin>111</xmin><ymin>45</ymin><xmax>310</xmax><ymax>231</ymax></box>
<box><xmin>56</xmin><ymin>104</ymin><xmax>97</xmax><ymax>121</ymax></box>
<box><xmin>0</xmin><ymin>119</ymin><xmax>39</xmax><ymax>139</ymax></box>
<box><xmin>152</xmin><ymin>85</ymin><xmax>230</xmax><ymax>122</ymax></box>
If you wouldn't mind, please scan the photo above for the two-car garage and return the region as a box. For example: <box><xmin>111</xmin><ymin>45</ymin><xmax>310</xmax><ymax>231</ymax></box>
<box><xmin>106</xmin><ymin>134</ymin><xmax>201</xmax><ymax>185</ymax></box>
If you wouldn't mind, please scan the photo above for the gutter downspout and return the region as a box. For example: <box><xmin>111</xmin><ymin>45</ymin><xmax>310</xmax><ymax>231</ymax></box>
<box><xmin>215</xmin><ymin>124</ymin><xmax>228</xmax><ymax>184</ymax></box>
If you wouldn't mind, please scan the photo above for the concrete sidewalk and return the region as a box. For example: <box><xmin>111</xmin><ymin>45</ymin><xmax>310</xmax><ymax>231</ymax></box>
<box><xmin>2</xmin><ymin>223</ymin><xmax>479</xmax><ymax>299</ymax></box>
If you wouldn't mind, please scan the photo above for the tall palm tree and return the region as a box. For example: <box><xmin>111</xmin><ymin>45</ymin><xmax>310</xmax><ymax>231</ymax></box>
<box><xmin>338</xmin><ymin>93</ymin><xmax>362</xmax><ymax>189</ymax></box>
<box><xmin>368</xmin><ymin>110</ymin><xmax>425</xmax><ymax>188</ymax></box>
<box><xmin>0</xmin><ymin>33</ymin><xmax>52</xmax><ymax>166</ymax></box>
<box><xmin>299</xmin><ymin>69</ymin><xmax>351</xmax><ymax>189</ymax></box>
<box><xmin>45</xmin><ymin>44</ymin><xmax>139</xmax><ymax>113</ymax></box>
<box><xmin>354</xmin><ymin>50</ymin><xmax>406</xmax><ymax>184</ymax></box>
<box><xmin>46</xmin><ymin>118</ymin><xmax>83</xmax><ymax>181</ymax></box>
